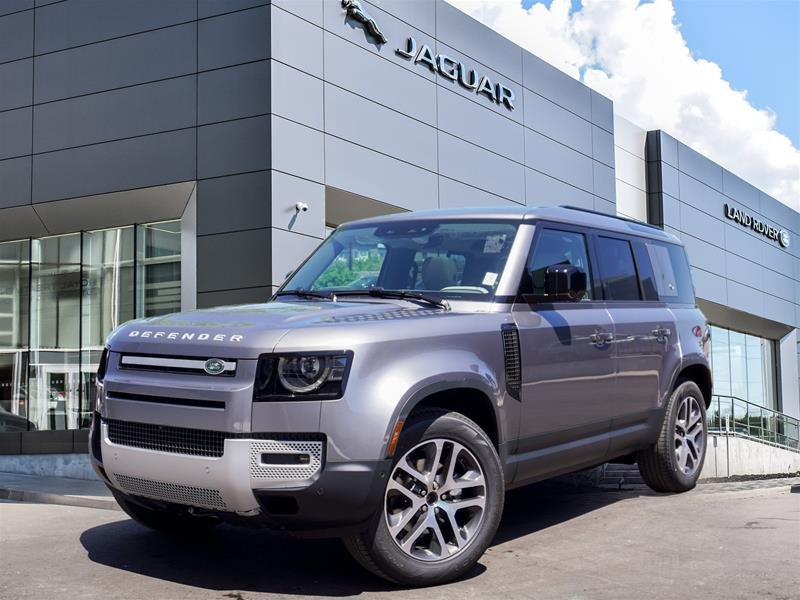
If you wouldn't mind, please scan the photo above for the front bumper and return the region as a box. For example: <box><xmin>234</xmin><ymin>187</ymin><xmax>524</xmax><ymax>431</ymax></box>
<box><xmin>89</xmin><ymin>413</ymin><xmax>390</xmax><ymax>534</ymax></box>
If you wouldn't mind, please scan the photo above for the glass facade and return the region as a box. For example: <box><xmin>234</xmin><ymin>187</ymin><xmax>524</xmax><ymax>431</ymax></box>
<box><xmin>0</xmin><ymin>221</ymin><xmax>181</xmax><ymax>433</ymax></box>
<box><xmin>709</xmin><ymin>325</ymin><xmax>778</xmax><ymax>410</ymax></box>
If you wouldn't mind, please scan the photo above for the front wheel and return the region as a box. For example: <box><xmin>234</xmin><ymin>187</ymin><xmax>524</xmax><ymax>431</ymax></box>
<box><xmin>637</xmin><ymin>380</ymin><xmax>707</xmax><ymax>493</ymax></box>
<box><xmin>344</xmin><ymin>409</ymin><xmax>504</xmax><ymax>586</ymax></box>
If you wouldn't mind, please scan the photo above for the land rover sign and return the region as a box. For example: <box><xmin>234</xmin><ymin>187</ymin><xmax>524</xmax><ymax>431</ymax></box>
<box><xmin>724</xmin><ymin>203</ymin><xmax>789</xmax><ymax>248</ymax></box>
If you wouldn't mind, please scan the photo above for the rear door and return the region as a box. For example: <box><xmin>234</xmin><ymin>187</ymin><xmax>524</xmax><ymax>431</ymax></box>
<box><xmin>512</xmin><ymin>225</ymin><xmax>615</xmax><ymax>481</ymax></box>
<box><xmin>593</xmin><ymin>234</ymin><xmax>676</xmax><ymax>455</ymax></box>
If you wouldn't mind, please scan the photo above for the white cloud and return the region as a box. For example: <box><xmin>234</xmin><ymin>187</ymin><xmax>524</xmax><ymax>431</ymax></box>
<box><xmin>446</xmin><ymin>0</ymin><xmax>800</xmax><ymax>211</ymax></box>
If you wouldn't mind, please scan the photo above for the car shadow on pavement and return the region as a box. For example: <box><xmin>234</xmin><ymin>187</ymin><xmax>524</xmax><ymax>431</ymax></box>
<box><xmin>79</xmin><ymin>482</ymin><xmax>649</xmax><ymax>595</ymax></box>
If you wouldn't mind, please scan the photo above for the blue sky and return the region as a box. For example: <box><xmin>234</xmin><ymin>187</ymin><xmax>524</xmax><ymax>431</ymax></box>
<box><xmin>524</xmin><ymin>0</ymin><xmax>800</xmax><ymax>148</ymax></box>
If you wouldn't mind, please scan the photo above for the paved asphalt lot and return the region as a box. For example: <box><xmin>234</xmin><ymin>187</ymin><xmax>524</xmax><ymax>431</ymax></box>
<box><xmin>1</xmin><ymin>478</ymin><xmax>798</xmax><ymax>600</ymax></box>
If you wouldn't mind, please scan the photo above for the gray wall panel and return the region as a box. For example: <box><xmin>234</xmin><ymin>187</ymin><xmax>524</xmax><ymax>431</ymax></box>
<box><xmin>438</xmin><ymin>176</ymin><xmax>519</xmax><ymax>209</ymax></box>
<box><xmin>590</xmin><ymin>90</ymin><xmax>613</xmax><ymax>132</ymax></box>
<box><xmin>34</xmin><ymin>76</ymin><xmax>197</xmax><ymax>153</ymax></box>
<box><xmin>197</xmin><ymin>228</ymin><xmax>271</xmax><ymax>292</ymax></box>
<box><xmin>271</xmin><ymin>61</ymin><xmax>323</xmax><ymax>130</ymax></box>
<box><xmin>323</xmin><ymin>31</ymin><xmax>435</xmax><ymax>123</ymax></box>
<box><xmin>438</xmin><ymin>86</ymin><xmax>523</xmax><ymax>163</ymax></box>
<box><xmin>271</xmin><ymin>0</ymin><xmax>322</xmax><ymax>25</ymax></box>
<box><xmin>198</xmin><ymin>61</ymin><xmax>269</xmax><ymax>125</ymax></box>
<box><xmin>32</xmin><ymin>129</ymin><xmax>195</xmax><ymax>203</ymax></box>
<box><xmin>524</xmin><ymin>129</ymin><xmax>593</xmax><ymax>193</ymax></box>
<box><xmin>199</xmin><ymin>0</ymin><xmax>267</xmax><ymax>19</ymax></box>
<box><xmin>270</xmin><ymin>115</ymin><xmax>324</xmax><ymax>183</ymax></box>
<box><xmin>593</xmin><ymin>197</ymin><xmax>615</xmax><ymax>215</ymax></box>
<box><xmin>325</xmin><ymin>135</ymin><xmax>437</xmax><ymax>211</ymax></box>
<box><xmin>435</xmin><ymin>0</ymin><xmax>522</xmax><ymax>83</ymax></box>
<box><xmin>197</xmin><ymin>286</ymin><xmax>272</xmax><ymax>308</ymax></box>
<box><xmin>196</xmin><ymin>171</ymin><xmax>270</xmax><ymax>236</ymax></box>
<box><xmin>692</xmin><ymin>267</ymin><xmax>727</xmax><ymax>305</ymax></box>
<box><xmin>438</xmin><ymin>132</ymin><xmax>524</xmax><ymax>203</ymax></box>
<box><xmin>0</xmin><ymin>1</ymin><xmax>32</xmax><ymax>18</ymax></box>
<box><xmin>525</xmin><ymin>168</ymin><xmax>593</xmax><ymax>209</ymax></box>
<box><xmin>677</xmin><ymin>142</ymin><xmax>722</xmax><ymax>191</ymax></box>
<box><xmin>723</xmin><ymin>224</ymin><xmax>766</xmax><ymax>266</ymax></box>
<box><xmin>722</xmin><ymin>169</ymin><xmax>759</xmax><ymax>208</ymax></box>
<box><xmin>593</xmin><ymin>161</ymin><xmax>616</xmax><ymax>202</ymax></box>
<box><xmin>272</xmin><ymin>4</ymin><xmax>323</xmax><ymax>78</ymax></box>
<box><xmin>658</xmin><ymin>131</ymin><xmax>678</xmax><ymax>167</ymax></box>
<box><xmin>197</xmin><ymin>115</ymin><xmax>269</xmax><ymax>179</ymax></box>
<box><xmin>683</xmin><ymin>233</ymin><xmax>726</xmax><ymax>275</ymax></box>
<box><xmin>591</xmin><ymin>124</ymin><xmax>614</xmax><ymax>168</ymax></box>
<box><xmin>326</xmin><ymin>84</ymin><xmax>436</xmax><ymax>171</ymax></box>
<box><xmin>35</xmin><ymin>0</ymin><xmax>196</xmax><ymax>54</ymax></box>
<box><xmin>435</xmin><ymin>42</ymin><xmax>522</xmax><ymax>125</ymax></box>
<box><xmin>0</xmin><ymin>9</ymin><xmax>33</xmax><ymax>63</ymax></box>
<box><xmin>0</xmin><ymin>156</ymin><xmax>31</xmax><ymax>208</ymax></box>
<box><xmin>370</xmin><ymin>0</ymin><xmax>435</xmax><ymax>36</ymax></box>
<box><xmin>725</xmin><ymin>252</ymin><xmax>764</xmax><ymax>293</ymax></box>
<box><xmin>523</xmin><ymin>89</ymin><xmax>591</xmax><ymax>156</ymax></box>
<box><xmin>34</xmin><ymin>23</ymin><xmax>197</xmax><ymax>103</ymax></box>
<box><xmin>680</xmin><ymin>203</ymin><xmax>725</xmax><ymax>247</ymax></box>
<box><xmin>270</xmin><ymin>171</ymin><xmax>325</xmax><ymax>239</ymax></box>
<box><xmin>661</xmin><ymin>162</ymin><xmax>679</xmax><ymax>199</ymax></box>
<box><xmin>198</xmin><ymin>6</ymin><xmax>268</xmax><ymax>71</ymax></box>
<box><xmin>0</xmin><ymin>107</ymin><xmax>31</xmax><ymax>160</ymax></box>
<box><xmin>0</xmin><ymin>58</ymin><xmax>31</xmax><ymax>111</ymax></box>
<box><xmin>522</xmin><ymin>50</ymin><xmax>590</xmax><ymax>120</ymax></box>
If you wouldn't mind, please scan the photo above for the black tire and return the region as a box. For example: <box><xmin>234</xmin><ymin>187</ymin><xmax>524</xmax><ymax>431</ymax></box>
<box><xmin>110</xmin><ymin>488</ymin><xmax>221</xmax><ymax>534</ymax></box>
<box><xmin>343</xmin><ymin>409</ymin><xmax>504</xmax><ymax>586</ymax></box>
<box><xmin>637</xmin><ymin>380</ymin><xmax>707</xmax><ymax>493</ymax></box>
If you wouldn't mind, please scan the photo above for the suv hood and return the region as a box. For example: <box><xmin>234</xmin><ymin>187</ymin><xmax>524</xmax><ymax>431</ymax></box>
<box><xmin>106</xmin><ymin>300</ymin><xmax>446</xmax><ymax>359</ymax></box>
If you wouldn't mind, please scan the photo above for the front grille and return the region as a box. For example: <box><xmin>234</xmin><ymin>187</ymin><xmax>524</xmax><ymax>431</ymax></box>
<box><xmin>106</xmin><ymin>391</ymin><xmax>225</xmax><ymax>410</ymax></box>
<box><xmin>106</xmin><ymin>419</ymin><xmax>227</xmax><ymax>458</ymax></box>
<box><xmin>119</xmin><ymin>354</ymin><xmax>237</xmax><ymax>377</ymax></box>
<box><xmin>114</xmin><ymin>474</ymin><xmax>228</xmax><ymax>510</ymax></box>
<box><xmin>501</xmin><ymin>324</ymin><xmax>522</xmax><ymax>399</ymax></box>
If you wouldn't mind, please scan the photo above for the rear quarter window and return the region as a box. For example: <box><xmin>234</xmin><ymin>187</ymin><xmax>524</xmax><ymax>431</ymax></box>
<box><xmin>644</xmin><ymin>241</ymin><xmax>695</xmax><ymax>304</ymax></box>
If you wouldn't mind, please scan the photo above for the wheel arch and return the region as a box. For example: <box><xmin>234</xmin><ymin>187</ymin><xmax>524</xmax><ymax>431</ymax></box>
<box><xmin>674</xmin><ymin>362</ymin><xmax>713</xmax><ymax>407</ymax></box>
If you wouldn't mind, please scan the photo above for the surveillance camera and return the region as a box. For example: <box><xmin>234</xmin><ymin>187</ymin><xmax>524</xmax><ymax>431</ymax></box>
<box><xmin>295</xmin><ymin>202</ymin><xmax>309</xmax><ymax>213</ymax></box>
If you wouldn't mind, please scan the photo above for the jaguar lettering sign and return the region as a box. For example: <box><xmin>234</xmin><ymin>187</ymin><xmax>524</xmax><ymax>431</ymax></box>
<box><xmin>724</xmin><ymin>204</ymin><xmax>790</xmax><ymax>248</ymax></box>
<box><xmin>397</xmin><ymin>37</ymin><xmax>515</xmax><ymax>110</ymax></box>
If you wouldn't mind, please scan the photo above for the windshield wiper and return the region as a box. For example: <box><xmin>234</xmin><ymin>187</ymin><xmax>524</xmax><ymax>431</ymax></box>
<box><xmin>274</xmin><ymin>289</ymin><xmax>336</xmax><ymax>301</ymax></box>
<box><xmin>335</xmin><ymin>288</ymin><xmax>450</xmax><ymax>310</ymax></box>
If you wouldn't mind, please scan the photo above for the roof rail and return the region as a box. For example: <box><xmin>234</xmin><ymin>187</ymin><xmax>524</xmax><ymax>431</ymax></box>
<box><xmin>558</xmin><ymin>205</ymin><xmax>665</xmax><ymax>232</ymax></box>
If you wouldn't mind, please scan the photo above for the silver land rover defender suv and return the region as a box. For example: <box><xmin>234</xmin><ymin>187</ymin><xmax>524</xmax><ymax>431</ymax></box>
<box><xmin>90</xmin><ymin>206</ymin><xmax>711</xmax><ymax>585</ymax></box>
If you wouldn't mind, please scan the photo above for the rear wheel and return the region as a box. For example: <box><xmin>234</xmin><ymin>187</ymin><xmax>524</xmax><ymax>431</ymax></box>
<box><xmin>637</xmin><ymin>380</ymin><xmax>707</xmax><ymax>493</ymax></box>
<box><xmin>111</xmin><ymin>488</ymin><xmax>221</xmax><ymax>534</ymax></box>
<box><xmin>344</xmin><ymin>409</ymin><xmax>504</xmax><ymax>586</ymax></box>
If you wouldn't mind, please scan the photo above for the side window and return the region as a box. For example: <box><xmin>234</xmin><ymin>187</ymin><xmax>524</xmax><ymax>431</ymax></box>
<box><xmin>646</xmin><ymin>242</ymin><xmax>695</xmax><ymax>304</ymax></box>
<box><xmin>633</xmin><ymin>242</ymin><xmax>659</xmax><ymax>301</ymax></box>
<box><xmin>596</xmin><ymin>236</ymin><xmax>640</xmax><ymax>300</ymax></box>
<box><xmin>528</xmin><ymin>229</ymin><xmax>593</xmax><ymax>300</ymax></box>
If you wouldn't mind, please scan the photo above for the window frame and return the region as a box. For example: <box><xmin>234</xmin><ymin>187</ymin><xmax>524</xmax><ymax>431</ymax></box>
<box><xmin>592</xmin><ymin>234</ymin><xmax>644</xmax><ymax>302</ymax></box>
<box><xmin>517</xmin><ymin>222</ymin><xmax>602</xmax><ymax>306</ymax></box>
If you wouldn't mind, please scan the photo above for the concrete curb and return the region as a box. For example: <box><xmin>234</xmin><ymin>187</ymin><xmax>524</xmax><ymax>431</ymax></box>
<box><xmin>0</xmin><ymin>487</ymin><xmax>121</xmax><ymax>511</ymax></box>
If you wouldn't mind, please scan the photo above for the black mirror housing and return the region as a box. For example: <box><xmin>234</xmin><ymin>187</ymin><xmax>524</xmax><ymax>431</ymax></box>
<box><xmin>532</xmin><ymin>264</ymin><xmax>587</xmax><ymax>302</ymax></box>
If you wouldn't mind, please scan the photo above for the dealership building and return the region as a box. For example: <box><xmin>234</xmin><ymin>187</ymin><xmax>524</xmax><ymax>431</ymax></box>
<box><xmin>0</xmin><ymin>0</ymin><xmax>797</xmax><ymax>469</ymax></box>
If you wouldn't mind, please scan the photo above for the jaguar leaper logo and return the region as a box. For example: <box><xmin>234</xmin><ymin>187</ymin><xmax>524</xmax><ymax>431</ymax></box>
<box><xmin>203</xmin><ymin>358</ymin><xmax>226</xmax><ymax>375</ymax></box>
<box><xmin>342</xmin><ymin>0</ymin><xmax>387</xmax><ymax>44</ymax></box>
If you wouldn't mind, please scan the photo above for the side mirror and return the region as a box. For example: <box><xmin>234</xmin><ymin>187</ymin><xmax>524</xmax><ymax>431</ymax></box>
<box><xmin>534</xmin><ymin>264</ymin><xmax>587</xmax><ymax>302</ymax></box>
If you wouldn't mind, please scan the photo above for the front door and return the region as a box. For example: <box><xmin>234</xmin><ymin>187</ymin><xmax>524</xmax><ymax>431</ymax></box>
<box><xmin>512</xmin><ymin>226</ymin><xmax>615</xmax><ymax>482</ymax></box>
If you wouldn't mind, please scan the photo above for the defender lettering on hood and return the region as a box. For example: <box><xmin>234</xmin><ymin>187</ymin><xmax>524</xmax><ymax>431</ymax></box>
<box><xmin>127</xmin><ymin>330</ymin><xmax>244</xmax><ymax>342</ymax></box>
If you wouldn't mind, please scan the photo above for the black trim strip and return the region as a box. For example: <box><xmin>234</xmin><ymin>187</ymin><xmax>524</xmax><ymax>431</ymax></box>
<box><xmin>106</xmin><ymin>391</ymin><xmax>225</xmax><ymax>410</ymax></box>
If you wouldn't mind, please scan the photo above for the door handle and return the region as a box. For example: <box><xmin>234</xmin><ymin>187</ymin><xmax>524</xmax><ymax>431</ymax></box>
<box><xmin>590</xmin><ymin>332</ymin><xmax>614</xmax><ymax>347</ymax></box>
<box><xmin>652</xmin><ymin>327</ymin><xmax>671</xmax><ymax>342</ymax></box>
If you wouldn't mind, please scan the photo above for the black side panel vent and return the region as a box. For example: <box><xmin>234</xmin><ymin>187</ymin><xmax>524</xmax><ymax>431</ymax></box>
<box><xmin>501</xmin><ymin>324</ymin><xmax>521</xmax><ymax>400</ymax></box>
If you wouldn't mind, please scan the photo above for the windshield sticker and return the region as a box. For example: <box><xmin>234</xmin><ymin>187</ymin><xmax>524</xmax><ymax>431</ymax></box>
<box><xmin>482</xmin><ymin>272</ymin><xmax>498</xmax><ymax>286</ymax></box>
<box><xmin>483</xmin><ymin>234</ymin><xmax>506</xmax><ymax>254</ymax></box>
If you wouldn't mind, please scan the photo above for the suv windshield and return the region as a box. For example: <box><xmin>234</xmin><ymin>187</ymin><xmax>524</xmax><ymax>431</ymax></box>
<box><xmin>282</xmin><ymin>220</ymin><xmax>520</xmax><ymax>301</ymax></box>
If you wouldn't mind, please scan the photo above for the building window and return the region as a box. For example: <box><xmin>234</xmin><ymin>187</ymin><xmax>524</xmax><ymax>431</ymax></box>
<box><xmin>0</xmin><ymin>221</ymin><xmax>181</xmax><ymax>433</ymax></box>
<box><xmin>709</xmin><ymin>325</ymin><xmax>778</xmax><ymax>410</ymax></box>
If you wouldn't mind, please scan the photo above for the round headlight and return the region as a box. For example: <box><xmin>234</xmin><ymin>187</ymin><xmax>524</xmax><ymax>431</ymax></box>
<box><xmin>277</xmin><ymin>355</ymin><xmax>332</xmax><ymax>393</ymax></box>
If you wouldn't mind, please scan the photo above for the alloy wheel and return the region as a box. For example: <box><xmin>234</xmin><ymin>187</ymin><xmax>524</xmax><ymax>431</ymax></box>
<box><xmin>674</xmin><ymin>395</ymin><xmax>705</xmax><ymax>476</ymax></box>
<box><xmin>384</xmin><ymin>438</ymin><xmax>487</xmax><ymax>561</ymax></box>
